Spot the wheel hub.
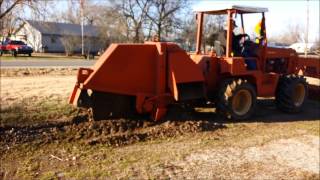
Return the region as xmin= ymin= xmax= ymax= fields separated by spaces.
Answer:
xmin=232 ymin=89 xmax=252 ymax=116
xmin=293 ymin=83 xmax=305 ymax=107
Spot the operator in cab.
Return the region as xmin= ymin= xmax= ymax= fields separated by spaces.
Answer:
xmin=217 ymin=19 xmax=245 ymax=57
xmin=216 ymin=19 xmax=258 ymax=70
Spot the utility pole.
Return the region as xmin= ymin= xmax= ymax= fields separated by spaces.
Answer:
xmin=305 ymin=0 xmax=309 ymax=57
xmin=80 ymin=0 xmax=84 ymax=56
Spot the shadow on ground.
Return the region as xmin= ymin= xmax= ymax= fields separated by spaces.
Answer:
xmin=165 ymin=99 xmax=320 ymax=123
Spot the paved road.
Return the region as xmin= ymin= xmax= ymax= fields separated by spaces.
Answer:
xmin=0 ymin=59 xmax=96 ymax=68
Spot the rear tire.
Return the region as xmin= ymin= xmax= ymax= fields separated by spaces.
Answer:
xmin=275 ymin=75 xmax=308 ymax=113
xmin=216 ymin=79 xmax=257 ymax=120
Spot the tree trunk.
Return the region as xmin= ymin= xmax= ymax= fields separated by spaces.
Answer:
xmin=146 ymin=21 xmax=153 ymax=41
xmin=157 ymin=23 xmax=161 ymax=41
xmin=134 ymin=28 xmax=140 ymax=43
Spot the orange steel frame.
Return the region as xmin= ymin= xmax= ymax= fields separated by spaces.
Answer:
xmin=69 ymin=8 xmax=320 ymax=121
xmin=194 ymin=10 xmax=280 ymax=96
xmin=193 ymin=9 xmax=319 ymax=98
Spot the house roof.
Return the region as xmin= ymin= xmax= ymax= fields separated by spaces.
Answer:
xmin=25 ymin=20 xmax=99 ymax=37
xmin=195 ymin=5 xmax=268 ymax=14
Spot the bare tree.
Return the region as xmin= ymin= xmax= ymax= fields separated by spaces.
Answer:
xmin=145 ymin=0 xmax=187 ymax=41
xmin=269 ymin=23 xmax=304 ymax=44
xmin=281 ymin=24 xmax=304 ymax=44
xmin=49 ymin=0 xmax=94 ymax=24
xmin=61 ymin=35 xmax=80 ymax=56
xmin=0 ymin=0 xmax=23 ymax=19
xmin=49 ymin=0 xmax=80 ymax=24
xmin=1 ymin=1 xmax=25 ymax=40
xmin=0 ymin=0 xmax=50 ymax=41
xmin=95 ymin=6 xmax=128 ymax=45
xmin=0 ymin=0 xmax=45 ymax=19
xmin=203 ymin=15 xmax=226 ymax=50
xmin=75 ymin=3 xmax=129 ymax=48
xmin=115 ymin=0 xmax=151 ymax=42
xmin=178 ymin=16 xmax=197 ymax=51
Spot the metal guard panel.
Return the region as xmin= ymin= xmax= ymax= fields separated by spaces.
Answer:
xmin=220 ymin=57 xmax=247 ymax=74
xmin=168 ymin=49 xmax=204 ymax=83
xmin=83 ymin=44 xmax=159 ymax=96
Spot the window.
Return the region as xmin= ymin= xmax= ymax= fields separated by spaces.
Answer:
xmin=51 ymin=36 xmax=56 ymax=43
xmin=10 ymin=41 xmax=26 ymax=45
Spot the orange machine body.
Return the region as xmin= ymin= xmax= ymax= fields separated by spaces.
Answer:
xmin=69 ymin=41 xmax=319 ymax=120
xmin=69 ymin=42 xmax=205 ymax=120
xmin=69 ymin=6 xmax=319 ymax=121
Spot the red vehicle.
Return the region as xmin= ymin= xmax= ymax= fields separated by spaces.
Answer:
xmin=0 ymin=40 xmax=33 ymax=57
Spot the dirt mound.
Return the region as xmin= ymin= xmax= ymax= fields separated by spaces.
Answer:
xmin=80 ymin=119 xmax=223 ymax=146
xmin=0 ymin=114 xmax=225 ymax=150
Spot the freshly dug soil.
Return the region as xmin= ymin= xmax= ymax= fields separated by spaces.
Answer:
xmin=0 ymin=111 xmax=224 ymax=150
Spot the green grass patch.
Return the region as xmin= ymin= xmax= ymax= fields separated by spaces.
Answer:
xmin=0 ymin=97 xmax=77 ymax=127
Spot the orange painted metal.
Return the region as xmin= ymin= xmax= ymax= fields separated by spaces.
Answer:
xmin=68 ymin=85 xmax=80 ymax=105
xmin=296 ymin=56 xmax=320 ymax=97
xmin=70 ymin=6 xmax=319 ymax=121
xmin=265 ymin=47 xmax=297 ymax=73
xmin=83 ymin=44 xmax=158 ymax=96
xmin=189 ymin=54 xmax=219 ymax=96
xmin=296 ymin=56 xmax=320 ymax=79
xmin=69 ymin=42 xmax=204 ymax=120
xmin=226 ymin=10 xmax=233 ymax=58
xmin=195 ymin=12 xmax=204 ymax=54
xmin=68 ymin=67 xmax=93 ymax=105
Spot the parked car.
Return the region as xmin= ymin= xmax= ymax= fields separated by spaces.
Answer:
xmin=268 ymin=42 xmax=290 ymax=49
xmin=289 ymin=43 xmax=315 ymax=54
xmin=0 ymin=40 xmax=33 ymax=57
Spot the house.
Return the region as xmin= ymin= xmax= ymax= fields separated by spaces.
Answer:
xmin=289 ymin=43 xmax=317 ymax=54
xmin=15 ymin=20 xmax=103 ymax=53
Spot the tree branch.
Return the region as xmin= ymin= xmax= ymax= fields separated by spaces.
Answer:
xmin=0 ymin=0 xmax=23 ymax=19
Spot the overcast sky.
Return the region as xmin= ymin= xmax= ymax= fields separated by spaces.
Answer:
xmin=193 ymin=0 xmax=320 ymax=42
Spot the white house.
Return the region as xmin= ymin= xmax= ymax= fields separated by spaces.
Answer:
xmin=15 ymin=20 xmax=103 ymax=53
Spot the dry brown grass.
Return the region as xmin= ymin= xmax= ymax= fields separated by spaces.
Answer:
xmin=0 ymin=68 xmax=78 ymax=77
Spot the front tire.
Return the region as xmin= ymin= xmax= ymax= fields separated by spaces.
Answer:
xmin=12 ymin=51 xmax=17 ymax=57
xmin=275 ymin=75 xmax=308 ymax=113
xmin=217 ymin=79 xmax=257 ymax=120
